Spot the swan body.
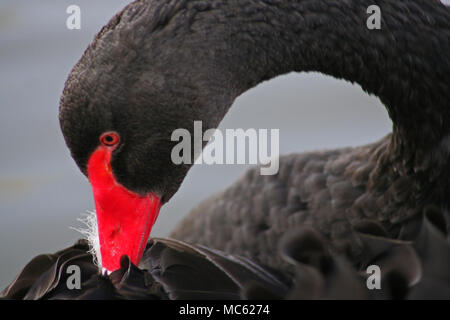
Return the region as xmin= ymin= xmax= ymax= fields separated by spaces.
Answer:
xmin=2 ymin=0 xmax=450 ymax=299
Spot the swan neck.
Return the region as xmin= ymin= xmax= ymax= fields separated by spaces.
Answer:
xmin=215 ymin=0 xmax=449 ymax=164
xmin=208 ymin=0 xmax=449 ymax=205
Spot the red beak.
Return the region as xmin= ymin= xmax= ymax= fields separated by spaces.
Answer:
xmin=87 ymin=146 xmax=161 ymax=271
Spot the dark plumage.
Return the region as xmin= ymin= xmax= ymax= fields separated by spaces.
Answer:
xmin=2 ymin=207 xmax=449 ymax=299
xmin=3 ymin=0 xmax=450 ymax=299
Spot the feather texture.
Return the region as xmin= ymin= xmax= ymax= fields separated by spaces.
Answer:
xmin=1 ymin=207 xmax=448 ymax=300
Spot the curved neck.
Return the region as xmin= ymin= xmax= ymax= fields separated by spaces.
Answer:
xmin=101 ymin=0 xmax=449 ymax=207
xmin=181 ymin=0 xmax=449 ymax=203
xmin=217 ymin=0 xmax=449 ymax=137
xmin=139 ymin=0 xmax=449 ymax=154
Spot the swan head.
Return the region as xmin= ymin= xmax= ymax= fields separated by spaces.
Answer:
xmin=59 ymin=2 xmax=225 ymax=272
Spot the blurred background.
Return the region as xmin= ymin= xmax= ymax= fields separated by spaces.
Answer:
xmin=0 ymin=0 xmax=394 ymax=289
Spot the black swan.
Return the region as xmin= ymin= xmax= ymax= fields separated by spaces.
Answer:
xmin=1 ymin=0 xmax=450 ymax=300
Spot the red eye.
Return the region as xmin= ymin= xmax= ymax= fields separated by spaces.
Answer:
xmin=100 ymin=132 xmax=120 ymax=147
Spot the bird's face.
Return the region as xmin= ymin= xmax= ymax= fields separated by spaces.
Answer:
xmin=84 ymin=130 xmax=161 ymax=272
xmin=58 ymin=2 xmax=232 ymax=271
xmin=59 ymin=58 xmax=199 ymax=271
xmin=59 ymin=94 xmax=198 ymax=271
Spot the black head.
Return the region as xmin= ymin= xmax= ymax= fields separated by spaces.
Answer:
xmin=59 ymin=1 xmax=234 ymax=203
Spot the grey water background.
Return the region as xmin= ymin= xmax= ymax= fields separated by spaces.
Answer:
xmin=0 ymin=0 xmax=394 ymax=289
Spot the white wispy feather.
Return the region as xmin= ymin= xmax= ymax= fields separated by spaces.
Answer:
xmin=71 ymin=211 xmax=102 ymax=269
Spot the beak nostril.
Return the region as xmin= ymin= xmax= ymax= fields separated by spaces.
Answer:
xmin=109 ymin=225 xmax=121 ymax=240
